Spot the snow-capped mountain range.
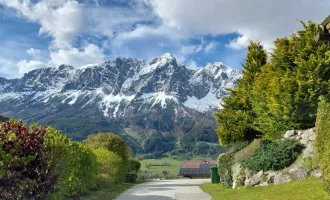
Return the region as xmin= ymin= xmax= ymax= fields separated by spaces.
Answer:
xmin=0 ymin=53 xmax=240 ymax=154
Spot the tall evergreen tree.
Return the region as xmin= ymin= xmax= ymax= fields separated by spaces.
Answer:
xmin=252 ymin=21 xmax=330 ymax=138
xmin=215 ymin=41 xmax=267 ymax=146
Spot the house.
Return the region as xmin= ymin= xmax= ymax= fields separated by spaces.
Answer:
xmin=315 ymin=15 xmax=330 ymax=42
xmin=178 ymin=160 xmax=217 ymax=178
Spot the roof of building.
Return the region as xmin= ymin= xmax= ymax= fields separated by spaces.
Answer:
xmin=178 ymin=160 xmax=217 ymax=176
xmin=179 ymin=167 xmax=212 ymax=175
xmin=321 ymin=15 xmax=330 ymax=27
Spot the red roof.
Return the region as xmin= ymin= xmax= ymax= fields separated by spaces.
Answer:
xmin=180 ymin=160 xmax=216 ymax=168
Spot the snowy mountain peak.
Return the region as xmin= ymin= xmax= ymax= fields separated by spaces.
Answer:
xmin=0 ymin=53 xmax=240 ymax=154
xmin=149 ymin=53 xmax=177 ymax=67
xmin=58 ymin=64 xmax=74 ymax=71
xmin=161 ymin=53 xmax=175 ymax=59
xmin=0 ymin=54 xmax=240 ymax=118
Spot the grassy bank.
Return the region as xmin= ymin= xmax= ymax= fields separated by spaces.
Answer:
xmin=200 ymin=178 xmax=328 ymax=200
xmin=81 ymin=180 xmax=147 ymax=200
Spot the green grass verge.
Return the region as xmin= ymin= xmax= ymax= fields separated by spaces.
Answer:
xmin=200 ymin=178 xmax=328 ymax=200
xmin=80 ymin=180 xmax=147 ymax=200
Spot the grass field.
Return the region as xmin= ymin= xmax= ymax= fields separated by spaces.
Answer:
xmin=200 ymin=178 xmax=328 ymax=200
xmin=139 ymin=156 xmax=212 ymax=174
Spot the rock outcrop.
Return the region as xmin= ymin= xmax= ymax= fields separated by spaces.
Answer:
xmin=284 ymin=128 xmax=316 ymax=158
xmin=241 ymin=127 xmax=321 ymax=188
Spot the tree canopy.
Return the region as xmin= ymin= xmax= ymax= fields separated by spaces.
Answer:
xmin=84 ymin=132 xmax=131 ymax=162
xmin=215 ymin=21 xmax=330 ymax=146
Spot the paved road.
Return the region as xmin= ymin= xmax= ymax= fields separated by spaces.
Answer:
xmin=116 ymin=179 xmax=212 ymax=200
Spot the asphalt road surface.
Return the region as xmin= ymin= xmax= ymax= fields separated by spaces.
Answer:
xmin=116 ymin=179 xmax=212 ymax=200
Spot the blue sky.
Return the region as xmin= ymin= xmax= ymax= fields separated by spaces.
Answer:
xmin=0 ymin=0 xmax=329 ymax=79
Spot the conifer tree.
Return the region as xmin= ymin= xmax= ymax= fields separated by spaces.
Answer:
xmin=252 ymin=21 xmax=330 ymax=138
xmin=215 ymin=41 xmax=267 ymax=146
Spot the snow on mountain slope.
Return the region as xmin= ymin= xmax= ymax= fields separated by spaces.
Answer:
xmin=0 ymin=53 xmax=241 ymax=154
xmin=0 ymin=53 xmax=240 ymax=117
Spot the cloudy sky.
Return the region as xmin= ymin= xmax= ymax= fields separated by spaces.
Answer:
xmin=0 ymin=0 xmax=329 ymax=78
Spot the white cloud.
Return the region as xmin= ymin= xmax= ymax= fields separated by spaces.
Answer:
xmin=27 ymin=48 xmax=41 ymax=57
xmin=226 ymin=35 xmax=249 ymax=50
xmin=1 ymin=0 xmax=329 ymax=78
xmin=0 ymin=58 xmax=18 ymax=78
xmin=0 ymin=0 xmax=84 ymax=49
xmin=49 ymin=44 xmax=105 ymax=67
xmin=17 ymin=60 xmax=48 ymax=75
xmin=204 ymin=41 xmax=219 ymax=53
xmin=184 ymin=59 xmax=200 ymax=70
xmin=147 ymin=0 xmax=330 ymax=50
xmin=181 ymin=44 xmax=203 ymax=55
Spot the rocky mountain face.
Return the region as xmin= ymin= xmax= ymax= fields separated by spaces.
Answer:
xmin=0 ymin=53 xmax=240 ymax=155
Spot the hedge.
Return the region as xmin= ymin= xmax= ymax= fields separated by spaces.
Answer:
xmin=0 ymin=120 xmax=98 ymax=199
xmin=217 ymin=141 xmax=250 ymax=187
xmin=315 ymin=100 xmax=330 ymax=195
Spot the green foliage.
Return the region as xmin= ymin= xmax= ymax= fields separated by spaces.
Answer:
xmin=0 ymin=120 xmax=99 ymax=199
xmin=217 ymin=141 xmax=249 ymax=187
xmin=217 ymin=152 xmax=235 ymax=187
xmin=215 ymin=41 xmax=266 ymax=146
xmin=232 ymin=163 xmax=246 ymax=187
xmin=315 ymin=100 xmax=330 ymax=194
xmin=93 ymin=148 xmax=125 ymax=184
xmin=127 ymin=158 xmax=141 ymax=174
xmin=84 ymin=132 xmax=131 ymax=162
xmin=251 ymin=21 xmax=330 ymax=137
xmin=143 ymin=133 xmax=175 ymax=155
xmin=0 ymin=120 xmax=53 ymax=199
xmin=243 ymin=139 xmax=304 ymax=173
xmin=125 ymin=172 xmax=138 ymax=183
xmin=216 ymin=21 xmax=330 ymax=146
xmin=45 ymin=126 xmax=98 ymax=199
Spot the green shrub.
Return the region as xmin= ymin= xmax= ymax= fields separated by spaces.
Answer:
xmin=125 ymin=158 xmax=141 ymax=183
xmin=0 ymin=121 xmax=98 ymax=199
xmin=217 ymin=141 xmax=249 ymax=188
xmin=218 ymin=152 xmax=235 ymax=187
xmin=45 ymin=126 xmax=98 ymax=199
xmin=84 ymin=133 xmax=131 ymax=162
xmin=315 ymin=100 xmax=330 ymax=194
xmin=244 ymin=139 xmax=304 ymax=173
xmin=0 ymin=120 xmax=54 ymax=199
xmin=125 ymin=172 xmax=138 ymax=183
xmin=93 ymin=148 xmax=125 ymax=184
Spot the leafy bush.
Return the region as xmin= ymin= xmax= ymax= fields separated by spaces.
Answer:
xmin=84 ymin=133 xmax=131 ymax=162
xmin=0 ymin=120 xmax=54 ymax=199
xmin=44 ymin=126 xmax=98 ymax=199
xmin=218 ymin=152 xmax=235 ymax=187
xmin=244 ymin=139 xmax=304 ymax=173
xmin=93 ymin=148 xmax=125 ymax=184
xmin=315 ymin=100 xmax=330 ymax=194
xmin=125 ymin=172 xmax=138 ymax=183
xmin=217 ymin=141 xmax=249 ymax=187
